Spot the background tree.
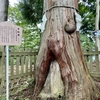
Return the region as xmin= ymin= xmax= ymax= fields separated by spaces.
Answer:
xmin=0 ymin=0 xmax=8 ymax=21
xmin=79 ymin=0 xmax=96 ymax=49
xmin=79 ymin=0 xmax=96 ymax=33
xmin=0 ymin=0 xmax=8 ymax=95
xmin=8 ymin=5 xmax=41 ymax=50
xmin=18 ymin=0 xmax=43 ymax=25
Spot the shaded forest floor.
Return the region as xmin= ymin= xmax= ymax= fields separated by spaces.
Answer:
xmin=1 ymin=78 xmax=34 ymax=100
xmin=10 ymin=78 xmax=34 ymax=100
xmin=2 ymin=78 xmax=65 ymax=100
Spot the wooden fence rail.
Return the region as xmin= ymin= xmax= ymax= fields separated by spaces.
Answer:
xmin=3 ymin=47 xmax=37 ymax=79
xmin=83 ymin=47 xmax=100 ymax=78
xmin=0 ymin=47 xmax=38 ymax=97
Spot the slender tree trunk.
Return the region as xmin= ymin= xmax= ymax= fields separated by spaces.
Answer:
xmin=33 ymin=0 xmax=100 ymax=100
xmin=0 ymin=0 xmax=8 ymax=22
xmin=0 ymin=0 xmax=8 ymax=95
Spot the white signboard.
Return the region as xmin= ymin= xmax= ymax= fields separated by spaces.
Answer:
xmin=0 ymin=21 xmax=22 ymax=45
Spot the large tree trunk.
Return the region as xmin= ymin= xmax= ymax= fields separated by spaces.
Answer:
xmin=33 ymin=0 xmax=100 ymax=100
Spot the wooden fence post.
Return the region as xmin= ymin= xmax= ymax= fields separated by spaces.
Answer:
xmin=33 ymin=50 xmax=37 ymax=82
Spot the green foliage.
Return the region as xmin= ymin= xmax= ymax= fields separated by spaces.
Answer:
xmin=80 ymin=34 xmax=95 ymax=49
xmin=18 ymin=0 xmax=43 ymax=24
xmin=79 ymin=0 xmax=96 ymax=33
xmin=1 ymin=97 xmax=6 ymax=100
xmin=21 ymin=24 xmax=41 ymax=49
xmin=78 ymin=0 xmax=97 ymax=48
xmin=8 ymin=5 xmax=41 ymax=50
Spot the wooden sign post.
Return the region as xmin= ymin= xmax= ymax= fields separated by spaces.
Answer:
xmin=0 ymin=21 xmax=22 ymax=100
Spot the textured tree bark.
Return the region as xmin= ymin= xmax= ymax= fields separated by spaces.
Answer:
xmin=33 ymin=0 xmax=100 ymax=100
xmin=0 ymin=0 xmax=8 ymax=21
